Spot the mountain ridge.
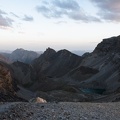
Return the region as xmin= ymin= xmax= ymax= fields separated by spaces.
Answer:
xmin=1 ymin=35 xmax=120 ymax=102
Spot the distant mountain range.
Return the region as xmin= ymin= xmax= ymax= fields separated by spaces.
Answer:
xmin=0 ymin=48 xmax=41 ymax=64
xmin=0 ymin=50 xmax=12 ymax=53
xmin=0 ymin=35 xmax=120 ymax=102
xmin=0 ymin=49 xmax=88 ymax=63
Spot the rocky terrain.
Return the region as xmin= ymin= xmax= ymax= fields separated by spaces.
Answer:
xmin=0 ymin=102 xmax=120 ymax=120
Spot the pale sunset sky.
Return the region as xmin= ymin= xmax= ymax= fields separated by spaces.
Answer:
xmin=0 ymin=0 xmax=120 ymax=51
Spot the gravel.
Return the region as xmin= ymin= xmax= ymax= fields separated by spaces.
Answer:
xmin=0 ymin=102 xmax=120 ymax=120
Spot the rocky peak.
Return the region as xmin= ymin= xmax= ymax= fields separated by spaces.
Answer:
xmin=93 ymin=35 xmax=120 ymax=55
xmin=43 ymin=47 xmax=56 ymax=58
xmin=15 ymin=48 xmax=24 ymax=51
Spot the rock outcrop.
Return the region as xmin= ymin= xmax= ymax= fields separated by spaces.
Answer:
xmin=0 ymin=62 xmax=25 ymax=102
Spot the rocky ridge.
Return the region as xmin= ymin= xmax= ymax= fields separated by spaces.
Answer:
xmin=1 ymin=35 xmax=120 ymax=102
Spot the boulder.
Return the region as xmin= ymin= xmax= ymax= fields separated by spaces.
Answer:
xmin=29 ymin=97 xmax=47 ymax=103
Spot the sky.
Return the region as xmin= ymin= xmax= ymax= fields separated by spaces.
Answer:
xmin=0 ymin=0 xmax=120 ymax=52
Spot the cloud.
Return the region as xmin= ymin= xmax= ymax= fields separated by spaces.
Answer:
xmin=18 ymin=31 xmax=25 ymax=34
xmin=10 ymin=12 xmax=19 ymax=18
xmin=0 ymin=9 xmax=14 ymax=29
xmin=53 ymin=0 xmax=80 ymax=11
xmin=0 ymin=9 xmax=7 ymax=15
xmin=23 ymin=15 xmax=34 ymax=21
xmin=68 ymin=11 xmax=101 ymax=22
xmin=91 ymin=0 xmax=120 ymax=22
xmin=36 ymin=5 xmax=67 ymax=18
xmin=36 ymin=0 xmax=100 ymax=22
xmin=55 ymin=21 xmax=67 ymax=24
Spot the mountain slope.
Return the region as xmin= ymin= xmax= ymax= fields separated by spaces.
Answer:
xmin=79 ymin=35 xmax=120 ymax=93
xmin=11 ymin=61 xmax=37 ymax=87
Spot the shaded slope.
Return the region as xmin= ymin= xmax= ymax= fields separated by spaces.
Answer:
xmin=11 ymin=61 xmax=37 ymax=87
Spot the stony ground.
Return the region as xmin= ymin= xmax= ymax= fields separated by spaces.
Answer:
xmin=0 ymin=102 xmax=120 ymax=120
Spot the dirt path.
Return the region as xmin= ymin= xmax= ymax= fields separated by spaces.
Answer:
xmin=0 ymin=102 xmax=120 ymax=120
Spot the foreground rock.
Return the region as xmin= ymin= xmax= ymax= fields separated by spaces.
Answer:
xmin=0 ymin=102 xmax=120 ymax=120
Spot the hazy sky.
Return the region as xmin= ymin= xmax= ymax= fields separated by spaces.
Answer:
xmin=0 ymin=0 xmax=120 ymax=51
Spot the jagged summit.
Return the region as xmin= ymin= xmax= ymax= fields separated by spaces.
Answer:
xmin=15 ymin=48 xmax=24 ymax=51
xmin=43 ymin=47 xmax=56 ymax=58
